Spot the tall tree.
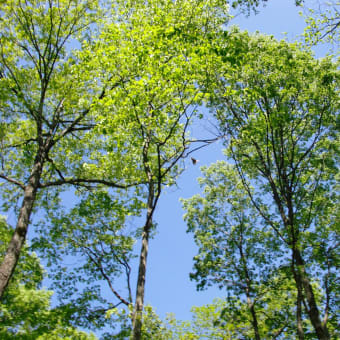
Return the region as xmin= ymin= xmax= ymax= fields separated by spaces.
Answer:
xmin=207 ymin=29 xmax=339 ymax=339
xmin=0 ymin=0 xmax=134 ymax=300
xmin=76 ymin=2 xmax=229 ymax=338
xmin=182 ymin=162 xmax=299 ymax=339
xmin=29 ymin=0 xmax=229 ymax=338
xmin=0 ymin=0 xmax=94 ymax=298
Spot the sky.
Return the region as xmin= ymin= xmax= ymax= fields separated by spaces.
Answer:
xmin=0 ymin=0 xmax=331 ymax=334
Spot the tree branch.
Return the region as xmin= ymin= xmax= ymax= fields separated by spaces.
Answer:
xmin=0 ymin=174 xmax=25 ymax=190
xmin=38 ymin=177 xmax=141 ymax=189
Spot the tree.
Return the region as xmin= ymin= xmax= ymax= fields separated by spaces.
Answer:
xmin=0 ymin=216 xmax=97 ymax=339
xmin=28 ymin=0 xmax=229 ymax=338
xmin=182 ymin=162 xmax=300 ymax=339
xmin=206 ymin=29 xmax=339 ymax=339
xmin=0 ymin=0 xmax=133 ymax=299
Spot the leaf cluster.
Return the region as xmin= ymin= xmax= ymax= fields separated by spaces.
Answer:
xmin=0 ymin=216 xmax=97 ymax=339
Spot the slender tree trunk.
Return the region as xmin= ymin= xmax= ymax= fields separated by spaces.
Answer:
xmin=238 ymin=231 xmax=261 ymax=340
xmin=294 ymin=249 xmax=330 ymax=340
xmin=0 ymin=154 xmax=43 ymax=300
xmin=271 ymin=183 xmax=329 ymax=340
xmin=297 ymin=284 xmax=305 ymax=340
xmin=292 ymin=249 xmax=305 ymax=340
xmin=247 ymin=296 xmax=261 ymax=340
xmin=131 ymin=182 xmax=154 ymax=340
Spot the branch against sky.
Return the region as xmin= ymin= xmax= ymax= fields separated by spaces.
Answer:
xmin=302 ymin=0 xmax=340 ymax=50
xmin=229 ymin=0 xmax=304 ymax=15
xmin=31 ymin=188 xmax=140 ymax=335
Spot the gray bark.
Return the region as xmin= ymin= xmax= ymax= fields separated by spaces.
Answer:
xmin=0 ymin=153 xmax=43 ymax=300
xmin=131 ymin=181 xmax=154 ymax=340
xmin=294 ymin=249 xmax=330 ymax=340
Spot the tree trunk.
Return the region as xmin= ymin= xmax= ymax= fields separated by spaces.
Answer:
xmin=292 ymin=249 xmax=305 ymax=340
xmin=0 ymin=155 xmax=43 ymax=300
xmin=248 ymin=297 xmax=261 ymax=340
xmin=131 ymin=182 xmax=154 ymax=340
xmin=270 ymin=180 xmax=329 ymax=339
xmin=238 ymin=226 xmax=261 ymax=340
xmin=296 ymin=284 xmax=304 ymax=340
xmin=294 ymin=249 xmax=330 ymax=340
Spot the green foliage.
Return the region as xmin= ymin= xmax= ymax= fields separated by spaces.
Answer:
xmin=182 ymin=162 xmax=279 ymax=290
xmin=182 ymin=162 xmax=299 ymax=338
xmin=32 ymin=188 xmax=140 ymax=332
xmin=117 ymin=298 xmax=297 ymax=339
xmin=29 ymin=1 xmax=230 ymax=336
xmin=0 ymin=0 xmax=108 ymax=212
xmin=80 ymin=0 xmax=229 ymax=188
xmin=109 ymin=302 xmax=229 ymax=340
xmin=0 ymin=217 xmax=97 ymax=340
xmin=1 ymin=0 xmax=338 ymax=338
xmin=209 ymin=28 xmax=339 ymax=250
xmin=302 ymin=0 xmax=340 ymax=51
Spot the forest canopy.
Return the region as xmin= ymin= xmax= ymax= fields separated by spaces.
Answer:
xmin=0 ymin=0 xmax=338 ymax=339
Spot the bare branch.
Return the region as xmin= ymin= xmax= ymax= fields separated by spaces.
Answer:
xmin=83 ymin=245 xmax=130 ymax=306
xmin=39 ymin=177 xmax=141 ymax=189
xmin=0 ymin=174 xmax=25 ymax=190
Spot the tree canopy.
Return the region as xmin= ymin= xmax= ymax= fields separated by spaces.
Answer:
xmin=0 ymin=1 xmax=338 ymax=340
